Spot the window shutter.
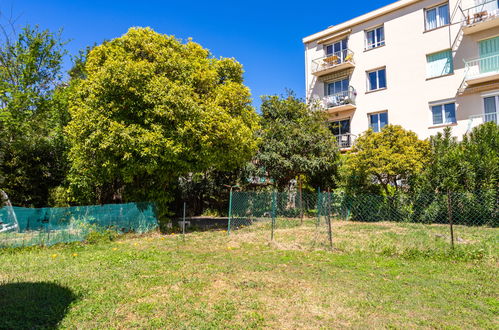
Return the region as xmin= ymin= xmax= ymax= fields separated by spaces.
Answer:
xmin=427 ymin=50 xmax=453 ymax=78
xmin=479 ymin=36 xmax=499 ymax=74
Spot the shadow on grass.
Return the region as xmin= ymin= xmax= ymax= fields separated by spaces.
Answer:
xmin=0 ymin=282 xmax=77 ymax=329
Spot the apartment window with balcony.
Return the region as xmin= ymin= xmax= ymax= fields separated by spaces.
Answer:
xmin=326 ymin=78 xmax=349 ymax=96
xmin=425 ymin=3 xmax=450 ymax=31
xmin=426 ymin=50 xmax=453 ymax=78
xmin=369 ymin=111 xmax=388 ymax=132
xmin=325 ymin=38 xmax=348 ymax=60
xmin=325 ymin=78 xmax=354 ymax=108
xmin=367 ymin=68 xmax=386 ymax=91
xmin=431 ymin=102 xmax=456 ymax=125
xmin=330 ymin=119 xmax=353 ymax=148
xmin=365 ymin=26 xmax=385 ymax=50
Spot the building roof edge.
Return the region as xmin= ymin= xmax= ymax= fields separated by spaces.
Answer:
xmin=302 ymin=0 xmax=423 ymax=44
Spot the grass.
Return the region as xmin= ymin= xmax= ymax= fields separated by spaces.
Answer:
xmin=0 ymin=221 xmax=497 ymax=329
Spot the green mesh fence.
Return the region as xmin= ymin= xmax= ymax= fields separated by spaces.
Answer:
xmin=228 ymin=190 xmax=498 ymax=250
xmin=0 ymin=202 xmax=158 ymax=248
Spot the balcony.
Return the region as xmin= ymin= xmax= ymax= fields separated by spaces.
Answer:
xmin=462 ymin=0 xmax=499 ymax=35
xmin=335 ymin=133 xmax=356 ymax=150
xmin=467 ymin=112 xmax=498 ymax=132
xmin=311 ymin=50 xmax=355 ymax=76
xmin=323 ymin=87 xmax=357 ymax=113
xmin=464 ymin=54 xmax=499 ymax=85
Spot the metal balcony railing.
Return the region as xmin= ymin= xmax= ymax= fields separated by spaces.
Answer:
xmin=464 ymin=53 xmax=499 ymax=80
xmin=324 ymin=86 xmax=357 ymax=109
xmin=312 ymin=49 xmax=354 ymax=74
xmin=467 ymin=112 xmax=498 ymax=131
xmin=462 ymin=0 xmax=499 ymax=27
xmin=335 ymin=133 xmax=356 ymax=149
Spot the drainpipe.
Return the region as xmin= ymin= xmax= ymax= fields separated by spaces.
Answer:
xmin=304 ymin=43 xmax=309 ymax=104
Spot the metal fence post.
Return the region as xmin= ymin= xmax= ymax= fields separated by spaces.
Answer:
xmin=299 ymin=177 xmax=304 ymax=225
xmin=447 ymin=190 xmax=455 ymax=249
xmin=182 ymin=202 xmax=186 ymax=241
xmin=271 ymin=191 xmax=277 ymax=241
xmin=326 ymin=192 xmax=333 ymax=250
xmin=227 ymin=188 xmax=233 ymax=236
xmin=317 ymin=188 xmax=321 ymax=226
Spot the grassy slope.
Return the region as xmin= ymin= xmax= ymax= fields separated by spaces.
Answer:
xmin=0 ymin=222 xmax=497 ymax=329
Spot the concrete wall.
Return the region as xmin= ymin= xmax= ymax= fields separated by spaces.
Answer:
xmin=304 ymin=0 xmax=499 ymax=140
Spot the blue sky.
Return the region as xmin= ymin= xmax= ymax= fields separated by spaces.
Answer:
xmin=7 ymin=0 xmax=393 ymax=107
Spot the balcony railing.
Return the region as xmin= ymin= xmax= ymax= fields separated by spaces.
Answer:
xmin=462 ymin=0 xmax=499 ymax=27
xmin=312 ymin=49 xmax=355 ymax=75
xmin=467 ymin=112 xmax=498 ymax=131
xmin=324 ymin=86 xmax=357 ymax=109
xmin=335 ymin=133 xmax=356 ymax=149
xmin=464 ymin=53 xmax=499 ymax=82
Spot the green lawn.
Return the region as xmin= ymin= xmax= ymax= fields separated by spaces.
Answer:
xmin=0 ymin=221 xmax=497 ymax=329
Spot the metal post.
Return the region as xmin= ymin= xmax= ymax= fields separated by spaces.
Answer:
xmin=271 ymin=191 xmax=277 ymax=241
xmin=227 ymin=187 xmax=233 ymax=236
xmin=182 ymin=202 xmax=186 ymax=240
xmin=299 ymin=176 xmax=304 ymax=225
xmin=447 ymin=190 xmax=455 ymax=249
xmin=326 ymin=191 xmax=333 ymax=250
xmin=317 ymin=188 xmax=321 ymax=226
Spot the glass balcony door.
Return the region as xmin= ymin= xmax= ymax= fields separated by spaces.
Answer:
xmin=330 ymin=119 xmax=352 ymax=148
xmin=330 ymin=119 xmax=350 ymax=136
xmin=326 ymin=79 xmax=349 ymax=96
xmin=473 ymin=0 xmax=499 ymax=14
xmin=325 ymin=39 xmax=348 ymax=63
xmin=325 ymin=79 xmax=351 ymax=108
xmin=483 ymin=96 xmax=499 ymax=123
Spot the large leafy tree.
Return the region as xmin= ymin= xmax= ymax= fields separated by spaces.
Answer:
xmin=346 ymin=125 xmax=429 ymax=195
xmin=0 ymin=24 xmax=68 ymax=206
xmin=256 ymin=92 xmax=339 ymax=190
xmin=66 ymin=27 xmax=260 ymax=207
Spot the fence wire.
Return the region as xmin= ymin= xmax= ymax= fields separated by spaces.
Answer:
xmin=0 ymin=202 xmax=158 ymax=248
xmin=228 ymin=190 xmax=498 ymax=250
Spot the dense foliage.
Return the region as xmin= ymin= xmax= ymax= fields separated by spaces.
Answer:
xmin=344 ymin=125 xmax=430 ymax=195
xmin=340 ymin=124 xmax=498 ymax=225
xmin=66 ymin=28 xmax=260 ymax=208
xmin=256 ymin=92 xmax=339 ymax=190
xmin=0 ymin=21 xmax=496 ymax=227
xmin=0 ymin=25 xmax=69 ymax=206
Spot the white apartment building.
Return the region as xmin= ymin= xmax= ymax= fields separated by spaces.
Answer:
xmin=303 ymin=0 xmax=499 ymax=149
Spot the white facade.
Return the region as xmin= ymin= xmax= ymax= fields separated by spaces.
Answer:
xmin=303 ymin=0 xmax=499 ymax=148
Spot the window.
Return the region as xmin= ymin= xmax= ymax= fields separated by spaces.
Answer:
xmin=431 ymin=102 xmax=456 ymax=125
xmin=425 ymin=3 xmax=449 ymax=30
xmin=325 ymin=39 xmax=348 ymax=62
xmin=330 ymin=119 xmax=350 ymax=136
xmin=330 ymin=119 xmax=353 ymax=148
xmin=483 ymin=96 xmax=499 ymax=123
xmin=479 ymin=36 xmax=499 ymax=74
xmin=369 ymin=112 xmax=388 ymax=132
xmin=326 ymin=78 xmax=349 ymax=96
xmin=365 ymin=26 xmax=385 ymax=50
xmin=426 ymin=50 xmax=453 ymax=78
xmin=367 ymin=68 xmax=387 ymax=91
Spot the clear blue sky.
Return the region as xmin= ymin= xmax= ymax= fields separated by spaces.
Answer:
xmin=7 ymin=0 xmax=393 ymax=108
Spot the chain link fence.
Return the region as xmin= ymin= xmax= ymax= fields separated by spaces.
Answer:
xmin=227 ymin=190 xmax=498 ymax=250
xmin=0 ymin=202 xmax=158 ymax=248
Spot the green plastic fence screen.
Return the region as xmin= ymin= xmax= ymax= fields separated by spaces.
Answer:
xmin=0 ymin=202 xmax=158 ymax=248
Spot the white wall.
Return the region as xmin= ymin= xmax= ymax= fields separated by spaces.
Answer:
xmin=304 ymin=0 xmax=499 ymax=140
